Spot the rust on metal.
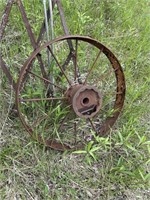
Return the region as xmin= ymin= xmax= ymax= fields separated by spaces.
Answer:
xmin=1 ymin=1 xmax=126 ymax=151
xmin=72 ymin=86 xmax=102 ymax=118
xmin=0 ymin=56 xmax=17 ymax=90
xmin=65 ymin=84 xmax=102 ymax=118
xmin=16 ymin=0 xmax=47 ymax=79
xmin=0 ymin=0 xmax=62 ymax=90
xmin=56 ymin=0 xmax=74 ymax=51
xmin=16 ymin=35 xmax=126 ymax=151
xmin=0 ymin=0 xmax=16 ymax=90
xmin=19 ymin=97 xmax=66 ymax=102
xmin=0 ymin=0 xmax=15 ymax=41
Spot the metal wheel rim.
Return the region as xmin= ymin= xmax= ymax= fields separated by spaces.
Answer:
xmin=16 ymin=35 xmax=126 ymax=151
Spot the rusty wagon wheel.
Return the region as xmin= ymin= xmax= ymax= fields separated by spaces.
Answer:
xmin=16 ymin=35 xmax=125 ymax=151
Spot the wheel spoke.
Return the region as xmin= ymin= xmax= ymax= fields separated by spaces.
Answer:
xmin=19 ymin=97 xmax=66 ymax=102
xmin=87 ymin=118 xmax=97 ymax=133
xmin=26 ymin=70 xmax=65 ymax=91
xmin=62 ymin=51 xmax=72 ymax=71
xmin=84 ymin=49 xmax=103 ymax=84
xmin=16 ymin=36 xmax=125 ymax=151
xmin=47 ymin=45 xmax=71 ymax=85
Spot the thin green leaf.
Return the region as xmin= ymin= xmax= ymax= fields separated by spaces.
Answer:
xmin=89 ymin=151 xmax=97 ymax=161
xmin=73 ymin=150 xmax=87 ymax=154
xmin=90 ymin=146 xmax=101 ymax=153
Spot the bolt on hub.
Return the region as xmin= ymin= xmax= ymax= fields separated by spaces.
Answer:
xmin=16 ymin=35 xmax=126 ymax=151
xmin=65 ymin=84 xmax=102 ymax=118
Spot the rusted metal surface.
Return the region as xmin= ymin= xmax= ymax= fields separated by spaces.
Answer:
xmin=0 ymin=54 xmax=17 ymax=90
xmin=16 ymin=0 xmax=47 ymax=79
xmin=0 ymin=0 xmax=16 ymax=90
xmin=0 ymin=0 xmax=14 ymax=41
xmin=56 ymin=0 xmax=74 ymax=51
xmin=65 ymin=85 xmax=102 ymax=118
xmin=16 ymin=35 xmax=126 ymax=151
xmin=0 ymin=0 xmax=71 ymax=90
xmin=1 ymin=1 xmax=126 ymax=151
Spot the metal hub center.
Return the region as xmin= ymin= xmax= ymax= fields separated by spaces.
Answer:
xmin=65 ymin=84 xmax=102 ymax=118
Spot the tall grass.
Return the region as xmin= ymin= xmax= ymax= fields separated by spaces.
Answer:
xmin=0 ymin=0 xmax=150 ymax=199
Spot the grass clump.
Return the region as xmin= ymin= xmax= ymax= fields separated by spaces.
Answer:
xmin=0 ymin=0 xmax=150 ymax=199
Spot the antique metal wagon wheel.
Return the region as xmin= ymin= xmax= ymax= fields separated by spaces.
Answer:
xmin=16 ymin=35 xmax=125 ymax=151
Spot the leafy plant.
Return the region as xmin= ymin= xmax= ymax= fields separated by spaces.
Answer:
xmin=0 ymin=0 xmax=150 ymax=199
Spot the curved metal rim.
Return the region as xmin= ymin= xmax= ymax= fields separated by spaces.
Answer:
xmin=16 ymin=35 xmax=126 ymax=151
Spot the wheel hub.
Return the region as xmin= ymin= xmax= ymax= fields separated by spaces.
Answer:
xmin=65 ymin=84 xmax=102 ymax=118
xmin=16 ymin=35 xmax=126 ymax=151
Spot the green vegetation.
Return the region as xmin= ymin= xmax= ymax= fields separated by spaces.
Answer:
xmin=0 ymin=0 xmax=150 ymax=199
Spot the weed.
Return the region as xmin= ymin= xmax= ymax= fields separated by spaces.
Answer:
xmin=0 ymin=0 xmax=150 ymax=199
